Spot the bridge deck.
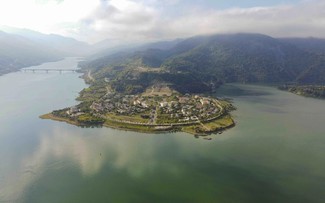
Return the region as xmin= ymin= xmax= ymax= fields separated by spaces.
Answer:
xmin=22 ymin=69 xmax=78 ymax=72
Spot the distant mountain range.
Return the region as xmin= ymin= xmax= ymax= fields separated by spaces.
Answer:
xmin=1 ymin=28 xmax=325 ymax=88
xmin=80 ymin=33 xmax=325 ymax=94
xmin=0 ymin=27 xmax=90 ymax=75
xmin=1 ymin=26 xmax=91 ymax=56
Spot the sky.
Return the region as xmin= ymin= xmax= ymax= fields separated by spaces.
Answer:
xmin=0 ymin=0 xmax=324 ymax=44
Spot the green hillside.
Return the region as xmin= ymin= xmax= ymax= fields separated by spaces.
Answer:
xmin=79 ymin=33 xmax=325 ymax=94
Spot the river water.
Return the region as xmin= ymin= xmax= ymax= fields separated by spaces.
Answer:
xmin=0 ymin=58 xmax=324 ymax=203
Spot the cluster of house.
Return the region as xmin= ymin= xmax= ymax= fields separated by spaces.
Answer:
xmin=158 ymin=95 xmax=220 ymax=121
xmin=90 ymin=94 xmax=149 ymax=115
xmin=66 ymin=106 xmax=84 ymax=117
xmin=84 ymin=93 xmax=221 ymax=123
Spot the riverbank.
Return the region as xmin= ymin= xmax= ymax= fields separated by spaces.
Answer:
xmin=40 ymin=112 xmax=235 ymax=136
xmin=278 ymin=84 xmax=325 ymax=99
xmin=40 ymin=113 xmax=81 ymax=126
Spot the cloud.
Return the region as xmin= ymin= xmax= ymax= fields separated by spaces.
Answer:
xmin=69 ymin=0 xmax=325 ymax=44
xmin=0 ymin=0 xmax=100 ymax=36
xmin=78 ymin=0 xmax=158 ymax=43
xmin=155 ymin=0 xmax=325 ymax=39
xmin=1 ymin=0 xmax=325 ymax=44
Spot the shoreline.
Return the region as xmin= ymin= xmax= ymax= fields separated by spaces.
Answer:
xmin=40 ymin=113 xmax=235 ymax=136
xmin=40 ymin=113 xmax=82 ymax=126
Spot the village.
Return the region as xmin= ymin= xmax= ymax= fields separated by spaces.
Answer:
xmin=66 ymin=92 xmax=224 ymax=126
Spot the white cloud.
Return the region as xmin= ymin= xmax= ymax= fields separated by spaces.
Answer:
xmin=74 ymin=0 xmax=325 ymax=44
xmin=0 ymin=0 xmax=100 ymax=34
xmin=1 ymin=0 xmax=325 ymax=44
xmin=78 ymin=0 xmax=159 ymax=43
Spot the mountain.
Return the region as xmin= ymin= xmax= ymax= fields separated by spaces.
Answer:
xmin=0 ymin=31 xmax=64 ymax=75
xmin=0 ymin=27 xmax=93 ymax=75
xmin=163 ymin=34 xmax=324 ymax=83
xmin=1 ymin=26 xmax=90 ymax=56
xmin=79 ymin=33 xmax=325 ymax=94
xmin=280 ymin=37 xmax=325 ymax=54
xmin=89 ymin=38 xmax=183 ymax=60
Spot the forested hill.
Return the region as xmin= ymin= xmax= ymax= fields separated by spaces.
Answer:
xmin=163 ymin=33 xmax=324 ymax=83
xmin=280 ymin=37 xmax=325 ymax=54
xmin=79 ymin=33 xmax=325 ymax=94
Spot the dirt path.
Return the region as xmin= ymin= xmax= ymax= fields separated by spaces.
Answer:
xmin=87 ymin=70 xmax=94 ymax=82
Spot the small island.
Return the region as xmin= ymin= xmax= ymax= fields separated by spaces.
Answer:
xmin=42 ymin=82 xmax=235 ymax=136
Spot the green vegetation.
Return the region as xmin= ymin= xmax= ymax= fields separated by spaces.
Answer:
xmin=76 ymin=114 xmax=105 ymax=125
xmin=42 ymin=90 xmax=236 ymax=136
xmin=50 ymin=33 xmax=325 ymax=135
xmin=181 ymin=115 xmax=234 ymax=135
xmin=79 ymin=33 xmax=325 ymax=90
xmin=49 ymin=33 xmax=325 ymax=135
xmin=201 ymin=115 xmax=235 ymax=130
xmin=106 ymin=113 xmax=149 ymax=124
xmin=279 ymin=84 xmax=325 ymax=98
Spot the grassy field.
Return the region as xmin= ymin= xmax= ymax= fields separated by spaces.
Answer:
xmin=181 ymin=115 xmax=235 ymax=135
xmin=202 ymin=115 xmax=235 ymax=131
xmin=104 ymin=119 xmax=157 ymax=133
xmin=106 ymin=113 xmax=149 ymax=123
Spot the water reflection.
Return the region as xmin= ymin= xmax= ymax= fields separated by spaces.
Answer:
xmin=1 ymin=62 xmax=325 ymax=203
xmin=0 ymin=120 xmax=235 ymax=202
xmin=215 ymin=84 xmax=273 ymax=97
xmin=11 ymin=120 xmax=323 ymax=203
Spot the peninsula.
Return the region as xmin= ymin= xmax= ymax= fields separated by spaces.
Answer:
xmin=41 ymin=83 xmax=235 ymax=135
xmin=40 ymin=32 xmax=325 ymax=135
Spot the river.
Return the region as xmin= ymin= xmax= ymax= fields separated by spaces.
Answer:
xmin=0 ymin=58 xmax=324 ymax=203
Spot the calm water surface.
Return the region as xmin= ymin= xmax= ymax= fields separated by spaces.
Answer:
xmin=0 ymin=58 xmax=324 ymax=203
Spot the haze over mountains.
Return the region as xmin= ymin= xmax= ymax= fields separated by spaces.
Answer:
xmin=1 ymin=26 xmax=325 ymax=88
xmin=0 ymin=27 xmax=91 ymax=75
xmin=0 ymin=26 xmax=178 ymax=75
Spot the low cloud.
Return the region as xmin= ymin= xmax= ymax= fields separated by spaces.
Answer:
xmin=78 ymin=0 xmax=158 ymax=43
xmin=75 ymin=0 xmax=325 ymax=44
xmin=2 ymin=0 xmax=324 ymax=44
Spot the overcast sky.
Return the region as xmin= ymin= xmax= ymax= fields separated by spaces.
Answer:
xmin=0 ymin=0 xmax=324 ymax=44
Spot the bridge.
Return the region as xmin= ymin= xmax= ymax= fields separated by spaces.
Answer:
xmin=21 ymin=69 xmax=78 ymax=73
